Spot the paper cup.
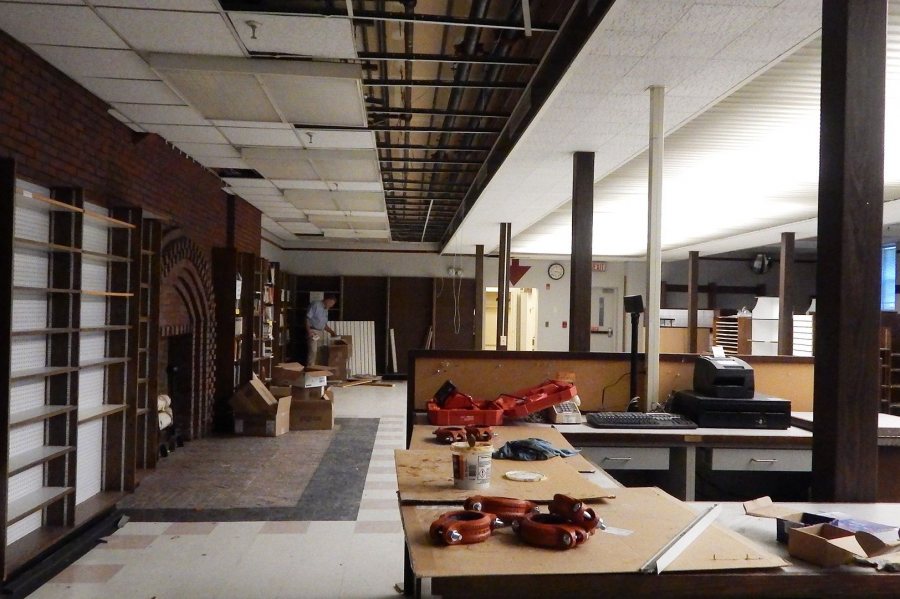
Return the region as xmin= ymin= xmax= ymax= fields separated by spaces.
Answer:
xmin=450 ymin=442 xmax=493 ymax=490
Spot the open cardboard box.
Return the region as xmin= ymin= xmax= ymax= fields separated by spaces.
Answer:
xmin=743 ymin=496 xmax=846 ymax=543
xmin=272 ymin=362 xmax=331 ymax=388
xmin=290 ymin=388 xmax=334 ymax=430
xmin=229 ymin=374 xmax=279 ymax=416
xmin=788 ymin=522 xmax=900 ymax=567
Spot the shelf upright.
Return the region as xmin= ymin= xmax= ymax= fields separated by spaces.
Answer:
xmin=136 ymin=218 xmax=161 ymax=474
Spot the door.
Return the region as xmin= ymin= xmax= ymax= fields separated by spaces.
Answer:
xmin=590 ymin=287 xmax=620 ymax=352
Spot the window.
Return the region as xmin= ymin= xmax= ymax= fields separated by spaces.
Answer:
xmin=882 ymin=244 xmax=896 ymax=311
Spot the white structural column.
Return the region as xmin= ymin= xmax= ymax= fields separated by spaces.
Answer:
xmin=643 ymin=85 xmax=665 ymax=412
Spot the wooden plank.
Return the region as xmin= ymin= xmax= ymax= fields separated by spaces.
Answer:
xmin=813 ymin=0 xmax=886 ymax=501
xmin=7 ymin=487 xmax=73 ymax=525
xmin=395 ymin=449 xmax=613 ymax=504
xmin=401 ymin=487 xmax=786 ymax=579
xmin=570 ymin=151 xmax=593 ymax=352
xmin=8 ymin=446 xmax=73 ymax=476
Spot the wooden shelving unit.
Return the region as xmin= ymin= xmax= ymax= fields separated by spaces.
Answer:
xmin=0 ymin=157 xmax=161 ymax=580
xmin=712 ymin=315 xmax=752 ymax=355
xmin=880 ymin=326 xmax=900 ymax=414
xmin=135 ymin=218 xmax=160 ymax=477
xmin=212 ymin=248 xmax=255 ymax=431
xmin=274 ymin=269 xmax=294 ymax=364
xmin=251 ymin=258 xmax=276 ymax=382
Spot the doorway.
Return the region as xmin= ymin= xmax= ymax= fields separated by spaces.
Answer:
xmin=166 ymin=333 xmax=193 ymax=435
xmin=482 ymin=287 xmax=539 ymax=350
xmin=590 ymin=286 xmax=621 ymax=352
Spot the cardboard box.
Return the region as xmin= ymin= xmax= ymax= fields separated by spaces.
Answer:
xmin=291 ymin=386 xmax=325 ymax=401
xmin=272 ymin=362 xmax=305 ymax=386
xmin=269 ymin=385 xmax=292 ymax=398
xmin=743 ymin=496 xmax=844 ymax=543
xmin=234 ymin=396 xmax=291 ymax=437
xmin=290 ymin=390 xmax=334 ymax=430
xmin=300 ymin=366 xmax=331 ymax=389
xmin=326 ymin=337 xmax=352 ymax=381
xmin=788 ymin=522 xmax=900 ymax=567
xmin=229 ymin=375 xmax=279 ymax=416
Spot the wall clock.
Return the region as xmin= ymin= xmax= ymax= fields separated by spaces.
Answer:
xmin=548 ymin=262 xmax=565 ymax=280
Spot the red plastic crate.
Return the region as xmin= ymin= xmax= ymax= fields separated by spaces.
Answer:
xmin=426 ymin=400 xmax=505 ymax=426
xmin=493 ymin=380 xmax=578 ymax=419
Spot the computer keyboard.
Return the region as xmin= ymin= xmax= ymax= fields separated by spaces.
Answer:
xmin=586 ymin=411 xmax=697 ymax=429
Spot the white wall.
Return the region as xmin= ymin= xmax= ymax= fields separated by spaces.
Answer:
xmin=270 ymin=247 xmax=477 ymax=279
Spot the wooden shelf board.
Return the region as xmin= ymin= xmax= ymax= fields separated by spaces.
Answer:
xmin=15 ymin=188 xmax=82 ymax=213
xmin=13 ymin=286 xmax=79 ymax=295
xmin=80 ymin=325 xmax=131 ymax=333
xmin=136 ymin=407 xmax=149 ymax=416
xmin=74 ymin=491 xmax=126 ymax=528
xmin=82 ymin=290 xmax=134 ymax=298
xmin=13 ymin=238 xmax=80 ymax=253
xmin=10 ymin=365 xmax=77 ymax=382
xmin=78 ymin=404 xmax=126 ymax=424
xmin=82 ymin=249 xmax=130 ymax=263
xmin=8 ymin=446 xmax=74 ymax=476
xmin=5 ymin=524 xmax=72 ymax=579
xmin=138 ymin=377 xmax=148 ymax=384
xmin=140 ymin=249 xmax=153 ymax=256
xmin=11 ymin=328 xmax=76 ymax=337
xmin=80 ymin=357 xmax=129 ymax=369
xmin=10 ymin=405 xmax=75 ymax=428
xmin=83 ymin=209 xmax=136 ymax=229
xmin=7 ymin=487 xmax=74 ymax=526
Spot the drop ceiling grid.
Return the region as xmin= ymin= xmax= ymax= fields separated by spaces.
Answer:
xmin=95 ymin=7 xmax=245 ymax=56
xmin=446 ymin=0 xmax=824 ymax=255
xmin=0 ymin=3 xmax=128 ymax=48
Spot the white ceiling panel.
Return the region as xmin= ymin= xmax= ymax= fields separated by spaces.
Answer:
xmin=309 ymin=217 xmax=351 ymax=229
xmin=97 ymin=8 xmax=244 ymax=56
xmin=274 ymin=180 xmax=330 ymax=191
xmin=284 ymin=190 xmax=385 ymax=212
xmin=0 ymin=4 xmax=128 ymax=48
xmin=112 ymin=103 xmax=207 ymax=126
xmin=223 ymin=177 xmax=275 ymax=189
xmin=31 ymin=46 xmax=155 ymax=79
xmin=241 ymin=149 xmax=319 ymax=180
xmin=260 ymin=74 xmax=366 ymax=127
xmin=311 ymin=157 xmax=380 ymax=182
xmin=297 ymin=129 xmax=377 ymax=149
xmin=157 ymin=70 xmax=281 ymax=121
xmin=95 ymin=1 xmax=220 ymax=10
xmin=77 ymin=78 xmax=184 ymax=104
xmin=173 ymin=142 xmax=239 ymax=158
xmin=220 ymin=127 xmax=302 ymax=147
xmin=142 ymin=124 xmax=227 ymax=144
xmin=281 ymin=221 xmax=323 ymax=235
xmin=228 ymin=13 xmax=357 ymax=59
xmin=194 ymin=156 xmax=250 ymax=169
xmin=325 ymin=229 xmax=391 ymax=239
xmin=210 ymin=120 xmax=293 ymax=129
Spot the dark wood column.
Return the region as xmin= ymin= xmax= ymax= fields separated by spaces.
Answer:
xmin=570 ymin=151 xmax=594 ymax=352
xmin=778 ymin=232 xmax=795 ymax=355
xmin=813 ymin=0 xmax=886 ymax=502
xmin=474 ymin=244 xmax=484 ymax=350
xmin=497 ymin=223 xmax=511 ymax=351
xmin=687 ymin=251 xmax=699 ymax=353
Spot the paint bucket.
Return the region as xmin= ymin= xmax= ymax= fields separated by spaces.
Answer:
xmin=450 ymin=442 xmax=493 ymax=490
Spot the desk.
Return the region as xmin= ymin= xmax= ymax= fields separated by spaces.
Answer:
xmin=407 ymin=500 xmax=900 ymax=598
xmin=526 ymin=422 xmax=813 ymax=501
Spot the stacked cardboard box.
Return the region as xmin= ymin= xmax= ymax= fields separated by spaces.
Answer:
xmin=229 ymin=374 xmax=290 ymax=437
xmin=271 ymin=362 xmax=335 ymax=430
xmin=326 ymin=335 xmax=352 ymax=381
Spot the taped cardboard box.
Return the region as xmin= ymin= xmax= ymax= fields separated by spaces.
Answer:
xmin=272 ymin=362 xmax=305 ymax=386
xmin=234 ymin=397 xmax=291 ymax=437
xmin=229 ymin=374 xmax=279 ymax=416
xmin=743 ymin=496 xmax=844 ymax=543
xmin=326 ymin=336 xmax=352 ymax=381
xmin=788 ymin=522 xmax=900 ymax=567
xmin=269 ymin=385 xmax=292 ymax=398
xmin=290 ymin=389 xmax=334 ymax=430
xmin=291 ymin=386 xmax=325 ymax=401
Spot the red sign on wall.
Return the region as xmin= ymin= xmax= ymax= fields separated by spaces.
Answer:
xmin=591 ymin=262 xmax=607 ymax=272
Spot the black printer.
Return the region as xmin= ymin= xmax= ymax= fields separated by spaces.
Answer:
xmin=671 ymin=355 xmax=791 ymax=429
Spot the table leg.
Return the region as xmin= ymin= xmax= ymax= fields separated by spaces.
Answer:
xmin=684 ymin=446 xmax=696 ymax=501
xmin=404 ymin=542 xmax=421 ymax=597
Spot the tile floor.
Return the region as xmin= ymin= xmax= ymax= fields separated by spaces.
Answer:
xmin=30 ymin=384 xmax=410 ymax=599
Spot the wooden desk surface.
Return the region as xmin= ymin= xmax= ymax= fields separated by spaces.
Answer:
xmin=409 ymin=423 xmax=600 ymax=473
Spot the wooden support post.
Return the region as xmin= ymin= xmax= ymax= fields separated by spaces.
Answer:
xmin=570 ymin=151 xmax=594 ymax=352
xmin=778 ymin=232 xmax=795 ymax=356
xmin=497 ymin=223 xmax=511 ymax=351
xmin=475 ymin=244 xmax=484 ymax=350
xmin=813 ymin=0 xmax=886 ymax=502
xmin=688 ymin=251 xmax=699 ymax=354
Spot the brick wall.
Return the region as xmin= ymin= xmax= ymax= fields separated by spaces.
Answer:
xmin=0 ymin=28 xmax=260 ymax=253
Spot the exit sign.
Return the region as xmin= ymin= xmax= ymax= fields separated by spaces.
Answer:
xmin=591 ymin=262 xmax=607 ymax=272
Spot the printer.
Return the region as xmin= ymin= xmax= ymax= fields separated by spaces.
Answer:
xmin=671 ymin=355 xmax=791 ymax=429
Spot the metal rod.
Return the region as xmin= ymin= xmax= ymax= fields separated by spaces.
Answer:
xmin=362 ymin=78 xmax=526 ymax=89
xmin=369 ymin=107 xmax=510 ymax=119
xmin=644 ymin=85 xmax=665 ymax=413
xmin=380 ymin=158 xmax=482 ymax=165
xmin=640 ymin=505 xmax=722 ymax=575
xmin=358 ymin=51 xmax=539 ymax=66
xmin=377 ymin=144 xmax=490 ymax=153
xmin=373 ymin=125 xmax=502 ymax=133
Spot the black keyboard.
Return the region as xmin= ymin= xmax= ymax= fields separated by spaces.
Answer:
xmin=587 ymin=412 xmax=697 ymax=429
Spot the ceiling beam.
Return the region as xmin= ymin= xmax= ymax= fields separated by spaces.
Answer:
xmin=381 ymin=167 xmax=478 ymax=174
xmin=380 ymin=158 xmax=483 ymax=165
xmin=358 ymin=52 xmax=540 ymax=67
xmin=369 ymin=107 xmax=510 ymax=119
xmin=376 ymin=143 xmax=490 ymax=153
xmin=371 ymin=125 xmax=502 ymax=134
xmin=362 ymin=79 xmax=526 ymax=89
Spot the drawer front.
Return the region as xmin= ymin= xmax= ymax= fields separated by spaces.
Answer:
xmin=709 ymin=448 xmax=811 ymax=472
xmin=579 ymin=447 xmax=669 ymax=471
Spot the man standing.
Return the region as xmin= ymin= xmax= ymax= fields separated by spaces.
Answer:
xmin=306 ymin=295 xmax=336 ymax=365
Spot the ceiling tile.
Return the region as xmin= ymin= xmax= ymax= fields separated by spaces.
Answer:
xmin=31 ymin=46 xmax=155 ymax=79
xmin=157 ymin=71 xmax=281 ymax=121
xmin=97 ymin=8 xmax=244 ymax=56
xmin=210 ymin=120 xmax=293 ymax=129
xmin=273 ymin=180 xmax=330 ymax=190
xmin=223 ymin=177 xmax=275 ymax=189
xmin=280 ymin=221 xmax=322 ymax=235
xmin=194 ymin=156 xmax=249 ymax=169
xmin=173 ymin=142 xmax=239 ymax=158
xmin=241 ymin=149 xmax=319 ymax=180
xmin=96 ymin=0 xmax=221 ymax=10
xmin=220 ymin=127 xmax=302 ymax=147
xmin=112 ymin=103 xmax=207 ymax=126
xmin=260 ymin=74 xmax=366 ymax=127
xmin=228 ymin=12 xmax=357 ymax=59
xmin=142 ymin=124 xmax=227 ymax=144
xmin=77 ymin=78 xmax=184 ymax=104
xmin=297 ymin=129 xmax=376 ymax=149
xmin=0 ymin=4 xmax=128 ymax=48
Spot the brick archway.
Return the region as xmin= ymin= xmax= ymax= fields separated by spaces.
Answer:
xmin=160 ymin=232 xmax=216 ymax=440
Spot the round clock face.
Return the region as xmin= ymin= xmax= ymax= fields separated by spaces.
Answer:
xmin=548 ymin=263 xmax=565 ymax=280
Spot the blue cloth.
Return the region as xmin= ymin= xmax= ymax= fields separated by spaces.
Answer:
xmin=492 ymin=438 xmax=581 ymax=461
xmin=306 ymin=300 xmax=329 ymax=330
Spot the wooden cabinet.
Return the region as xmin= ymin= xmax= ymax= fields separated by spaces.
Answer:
xmin=712 ymin=315 xmax=752 ymax=355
